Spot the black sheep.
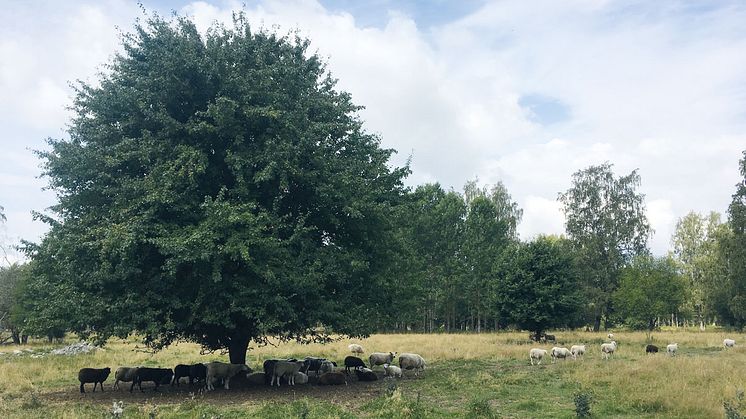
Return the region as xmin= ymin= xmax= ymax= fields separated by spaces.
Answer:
xmin=354 ymin=368 xmax=378 ymax=382
xmin=318 ymin=371 xmax=347 ymax=385
xmin=78 ymin=367 xmax=111 ymax=393
xmin=189 ymin=363 xmax=207 ymax=384
xmin=130 ymin=367 xmax=174 ymax=392
xmin=302 ymin=357 xmax=336 ymax=376
xmin=646 ymin=344 xmax=659 ymax=354
xmin=173 ymin=363 xmax=206 ymax=386
xmin=344 ymin=356 xmax=366 ymax=373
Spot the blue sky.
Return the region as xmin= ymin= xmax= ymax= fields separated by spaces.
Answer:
xmin=1 ymin=0 xmax=745 ymax=262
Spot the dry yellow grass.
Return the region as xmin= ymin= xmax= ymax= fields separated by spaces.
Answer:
xmin=1 ymin=329 xmax=745 ymax=417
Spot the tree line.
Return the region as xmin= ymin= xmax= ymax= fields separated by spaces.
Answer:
xmin=1 ymin=14 xmax=745 ymax=362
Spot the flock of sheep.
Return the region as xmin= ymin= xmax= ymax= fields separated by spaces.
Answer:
xmin=76 ymin=343 xmax=426 ymax=393
xmin=528 ymin=333 xmax=738 ymax=365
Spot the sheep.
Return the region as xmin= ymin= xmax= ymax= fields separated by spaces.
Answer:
xmin=383 ymin=363 xmax=403 ymax=378
xmin=369 ymin=352 xmax=397 ymax=369
xmin=78 ymin=367 xmax=111 ymax=393
xmin=320 ymin=360 xmax=336 ymax=374
xmin=601 ymin=341 xmax=617 ymax=360
xmin=271 ymin=360 xmax=304 ymax=386
xmin=302 ymin=357 xmax=336 ymax=376
xmin=645 ymin=344 xmax=659 ymax=354
xmin=205 ymin=362 xmax=252 ymax=391
xmin=543 ymin=334 xmax=556 ymax=343
xmin=551 ymin=347 xmax=572 ymax=363
xmin=113 ymin=367 xmax=139 ymax=390
xmin=246 ymin=372 xmax=267 ymax=385
xmin=724 ymin=339 xmax=736 ymax=348
xmin=608 ymin=333 xmax=614 ymax=340
xmin=293 ymin=371 xmax=309 ymax=385
xmin=529 ymin=348 xmax=548 ymax=365
xmin=398 ymin=353 xmax=426 ymax=376
xmin=172 ymin=364 xmax=191 ymax=387
xmin=355 ymin=368 xmax=378 ymax=381
xmin=570 ymin=345 xmax=586 ymax=360
xmin=667 ymin=343 xmax=678 ymax=356
xmin=349 ymin=343 xmax=365 ymax=354
xmin=318 ymin=371 xmax=347 ymax=385
xmin=189 ymin=363 xmax=207 ymax=384
xmin=344 ymin=356 xmax=367 ymax=373
xmin=263 ymin=359 xmax=298 ymax=384
xmin=130 ymin=367 xmax=173 ymax=392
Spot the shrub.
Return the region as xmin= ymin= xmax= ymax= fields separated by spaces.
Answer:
xmin=574 ymin=391 xmax=592 ymax=417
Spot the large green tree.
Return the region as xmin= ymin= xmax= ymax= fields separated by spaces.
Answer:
xmin=670 ymin=211 xmax=727 ymax=328
xmin=612 ymin=256 xmax=686 ymax=334
xmin=0 ymin=264 xmax=26 ymax=344
xmin=493 ymin=236 xmax=582 ymax=339
xmin=558 ymin=163 xmax=650 ymax=330
xmin=29 ymin=15 xmax=408 ymax=363
xmin=717 ymin=150 xmax=746 ymax=326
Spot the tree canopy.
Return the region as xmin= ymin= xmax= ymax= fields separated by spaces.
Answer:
xmin=558 ymin=163 xmax=650 ymax=330
xmin=28 ymin=14 xmax=408 ymax=363
xmin=612 ymin=256 xmax=686 ymax=332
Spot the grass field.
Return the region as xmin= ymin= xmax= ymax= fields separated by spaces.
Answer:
xmin=1 ymin=330 xmax=745 ymax=418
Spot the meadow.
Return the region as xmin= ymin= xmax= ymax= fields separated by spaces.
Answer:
xmin=1 ymin=330 xmax=745 ymax=418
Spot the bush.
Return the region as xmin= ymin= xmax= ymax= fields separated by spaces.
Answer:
xmin=574 ymin=391 xmax=592 ymax=417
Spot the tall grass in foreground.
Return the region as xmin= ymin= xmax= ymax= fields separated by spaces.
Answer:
xmin=1 ymin=329 xmax=745 ymax=417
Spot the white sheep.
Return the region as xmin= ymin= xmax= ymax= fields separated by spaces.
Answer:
xmin=570 ymin=345 xmax=586 ymax=360
xmin=383 ymin=363 xmax=403 ymax=378
xmin=292 ymin=371 xmax=308 ymax=385
xmin=667 ymin=343 xmax=678 ymax=356
xmin=398 ymin=353 xmax=426 ymax=376
xmin=724 ymin=339 xmax=736 ymax=348
xmin=205 ymin=362 xmax=251 ymax=391
xmin=601 ymin=341 xmax=617 ymax=360
xmin=551 ymin=347 xmax=572 ymax=363
xmin=369 ymin=352 xmax=397 ymax=369
xmin=608 ymin=333 xmax=614 ymax=340
xmin=271 ymin=360 xmax=304 ymax=386
xmin=319 ymin=360 xmax=335 ymax=374
xmin=349 ymin=343 xmax=365 ymax=354
xmin=529 ymin=348 xmax=548 ymax=365
xmin=113 ymin=366 xmax=140 ymax=390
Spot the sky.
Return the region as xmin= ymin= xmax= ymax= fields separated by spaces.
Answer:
xmin=1 ymin=0 xmax=745 ymax=263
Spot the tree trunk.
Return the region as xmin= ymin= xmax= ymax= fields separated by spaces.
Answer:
xmin=11 ymin=331 xmax=20 ymax=345
xmin=21 ymin=335 xmax=28 ymax=344
xmin=228 ymin=335 xmax=250 ymax=365
xmin=593 ymin=315 xmax=601 ymax=332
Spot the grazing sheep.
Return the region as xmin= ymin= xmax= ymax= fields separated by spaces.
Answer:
xmin=645 ymin=344 xmax=659 ymax=354
xmin=570 ymin=345 xmax=586 ymax=360
xmin=271 ymin=360 xmax=304 ymax=386
xmin=318 ymin=371 xmax=347 ymax=385
xmin=131 ymin=367 xmax=173 ymax=392
xmin=344 ymin=356 xmax=367 ymax=373
xmin=383 ymin=363 xmax=403 ymax=378
xmin=667 ymin=343 xmax=678 ymax=356
xmin=355 ymin=368 xmax=378 ymax=381
xmin=398 ymin=353 xmax=426 ymax=376
xmin=529 ymin=348 xmax=548 ymax=365
xmin=349 ymin=344 xmax=365 ymax=354
xmin=551 ymin=347 xmax=572 ymax=363
xmin=113 ymin=367 xmax=139 ymax=390
xmin=724 ymin=339 xmax=736 ymax=348
xmin=205 ymin=362 xmax=252 ymax=391
xmin=369 ymin=352 xmax=397 ymax=369
xmin=601 ymin=341 xmax=617 ymax=360
xmin=78 ymin=367 xmax=111 ymax=393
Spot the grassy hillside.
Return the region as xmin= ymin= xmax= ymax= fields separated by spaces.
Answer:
xmin=1 ymin=330 xmax=744 ymax=418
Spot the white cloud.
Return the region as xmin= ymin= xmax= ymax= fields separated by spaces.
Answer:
xmin=2 ymin=0 xmax=745 ymax=259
